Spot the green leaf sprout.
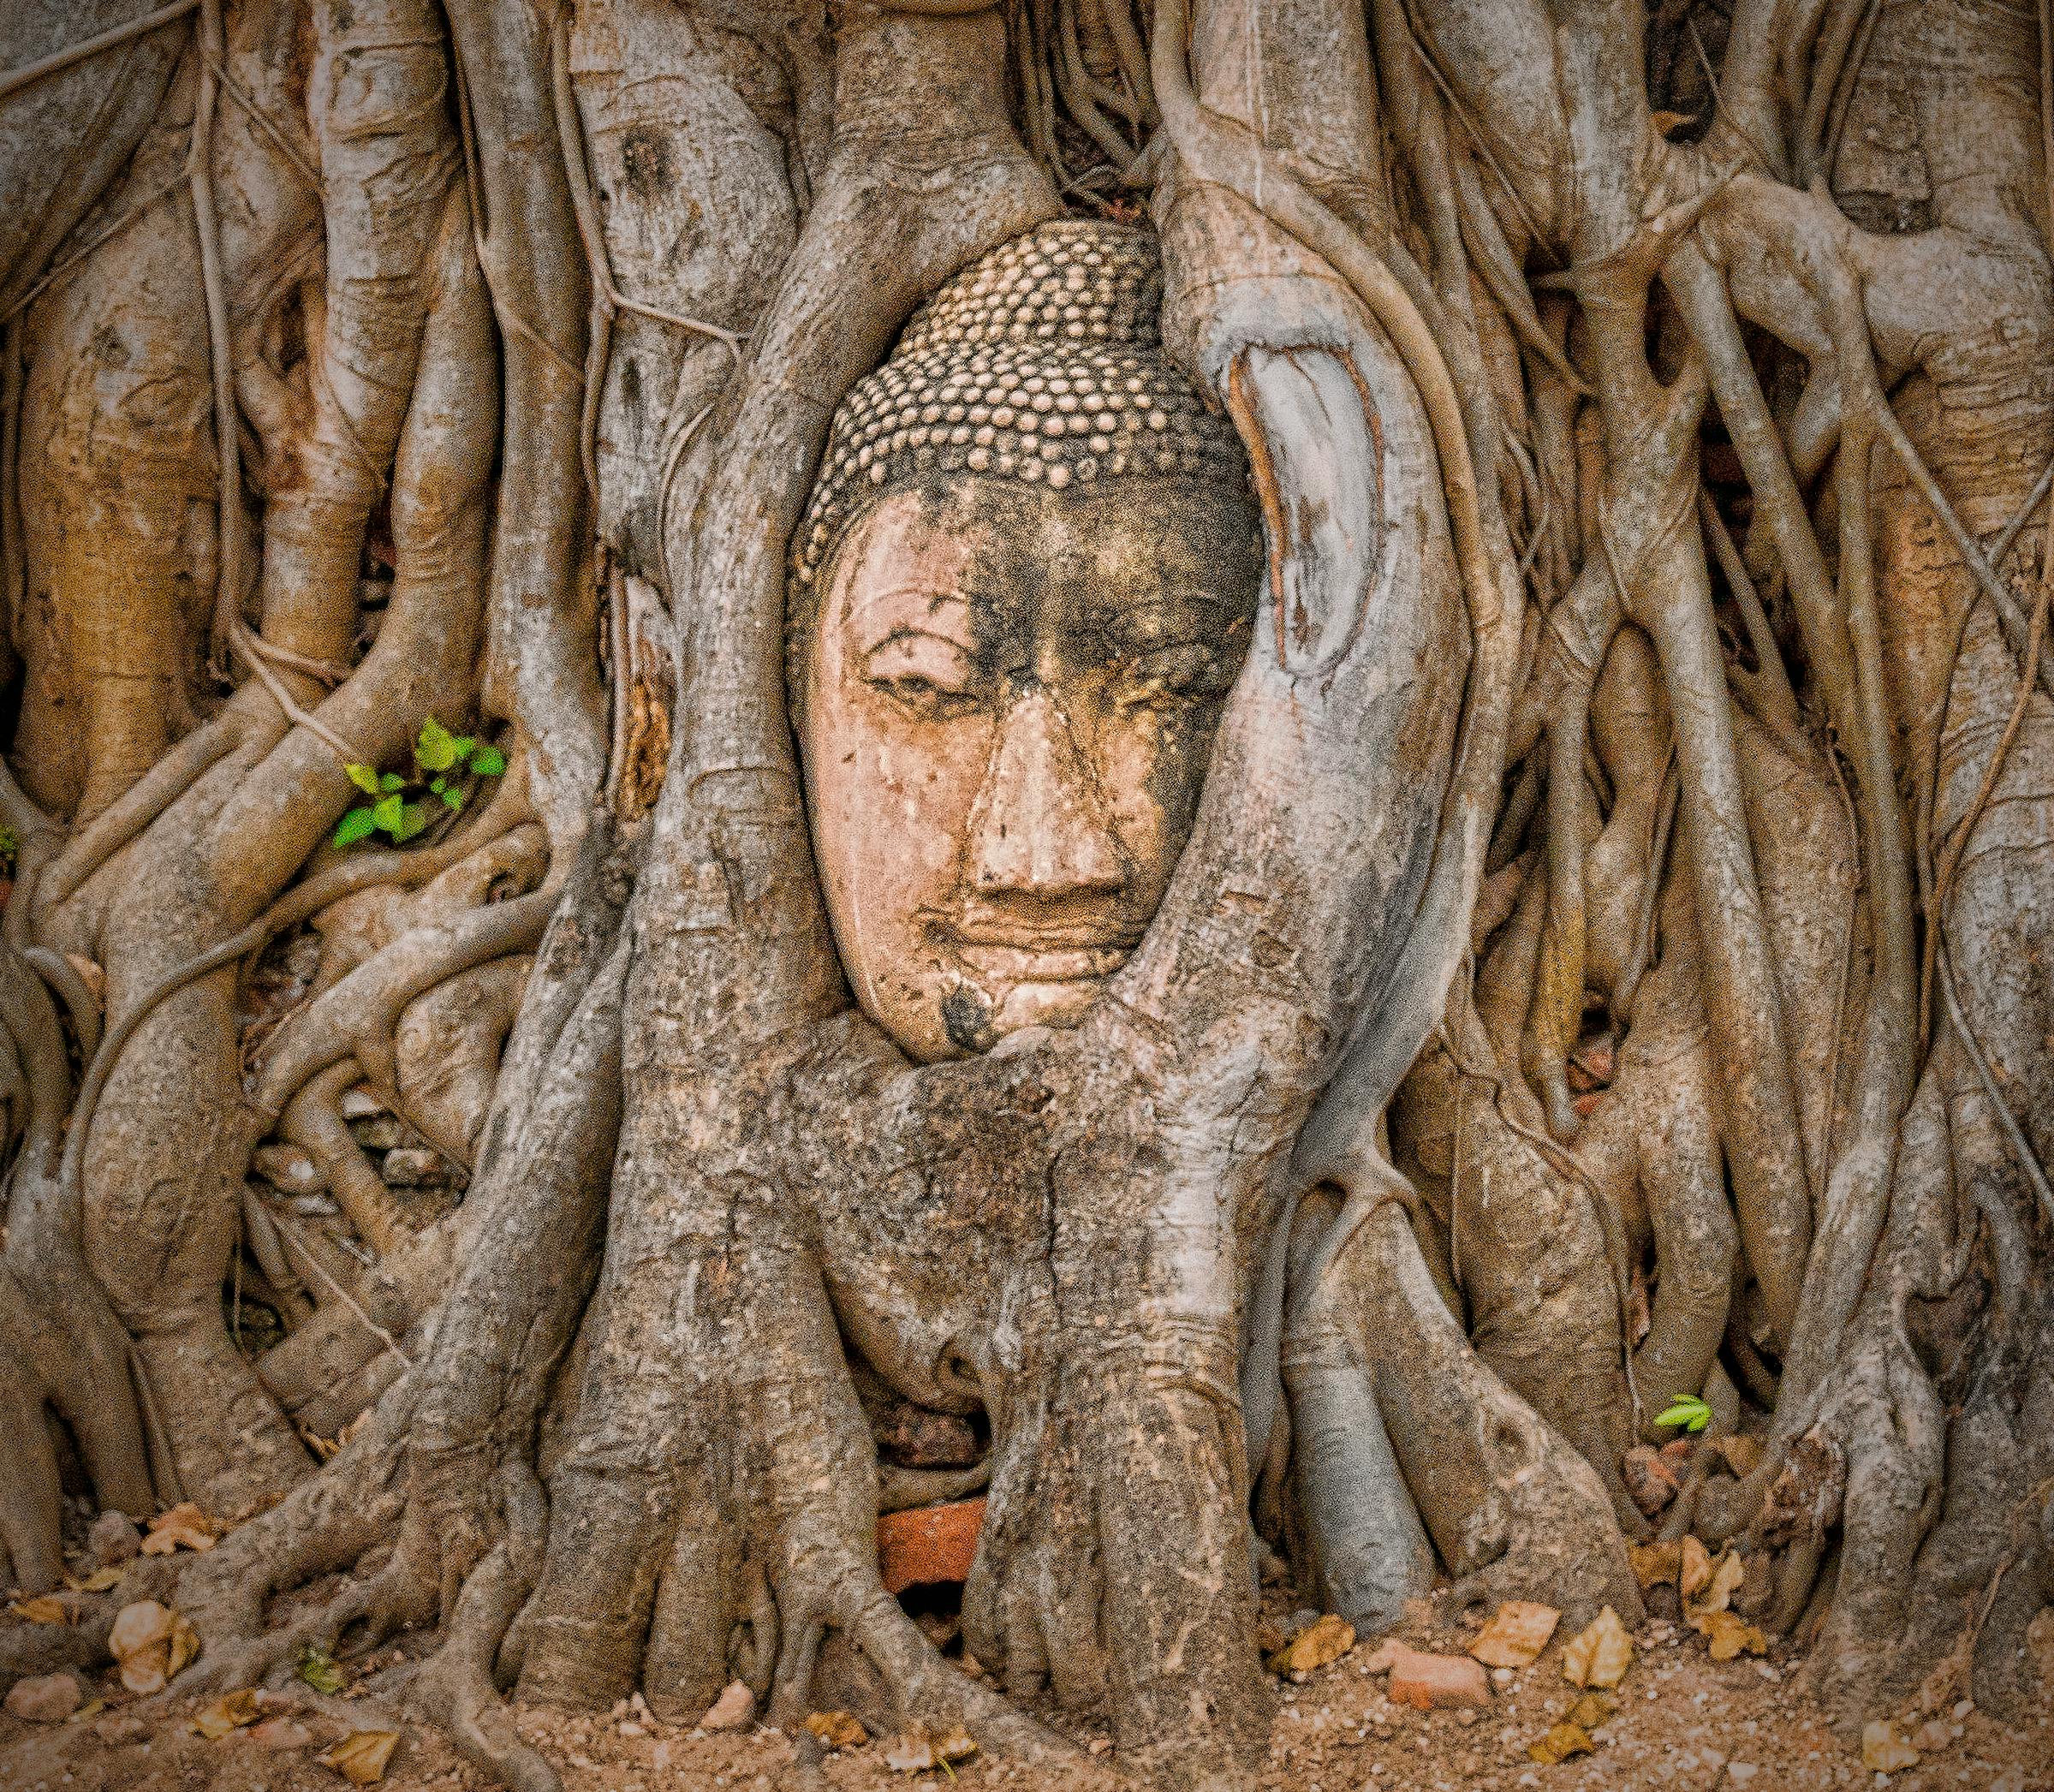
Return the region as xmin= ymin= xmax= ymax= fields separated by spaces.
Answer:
xmin=332 ymin=717 xmax=506 ymax=848
xmin=1654 ymin=1393 xmax=1713 ymax=1434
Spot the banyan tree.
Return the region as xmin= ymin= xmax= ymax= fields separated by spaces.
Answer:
xmin=1 ymin=0 xmax=2051 ymax=1783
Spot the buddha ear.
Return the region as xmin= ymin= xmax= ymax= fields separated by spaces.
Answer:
xmin=1223 ymin=345 xmax=1384 ymax=682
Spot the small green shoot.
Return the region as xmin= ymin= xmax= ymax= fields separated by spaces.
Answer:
xmin=0 ymin=823 xmax=17 ymax=873
xmin=335 ymin=717 xmax=504 ymax=848
xmin=296 ymin=1644 xmax=346 ymax=1694
xmin=1655 ymin=1393 xmax=1713 ymax=1434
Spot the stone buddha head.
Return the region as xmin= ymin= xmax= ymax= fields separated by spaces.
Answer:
xmin=789 ymin=222 xmax=1261 ymax=1063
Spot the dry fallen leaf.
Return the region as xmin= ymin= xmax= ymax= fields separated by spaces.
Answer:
xmin=1266 ymin=1612 xmax=1354 ymax=1676
xmin=883 ymin=1727 xmax=937 ymax=1773
xmin=1679 ymin=1534 xmax=1714 ymax=1605
xmin=1713 ymin=1432 xmax=1764 ymax=1476
xmin=67 ymin=1566 xmax=125 ymax=1593
xmin=805 ymin=1710 xmax=867 ymax=1750
xmin=1561 ymin=1605 xmax=1634 ymax=1689
xmin=1860 ymin=1720 xmax=1920 ymax=1775
xmin=1469 ymin=1599 xmax=1560 ymax=1669
xmin=1691 ymin=1608 xmax=1769 ymax=1662
xmin=1682 ymin=1542 xmax=1745 ymax=1620
xmin=1567 ymin=1691 xmax=1616 ymax=1730
xmin=108 ymin=1599 xmax=197 ymax=1694
xmin=320 ymin=1729 xmax=400 ymax=1785
xmin=1628 ymin=1540 xmax=1682 ymax=1589
xmin=1528 ymin=1720 xmax=1597 ymax=1764
xmin=140 ymin=1503 xmax=217 ymax=1556
xmin=190 ymin=1689 xmax=260 ymax=1740
xmin=933 ymin=1724 xmax=976 ymax=1765
xmin=9 ymin=1595 xmax=71 ymax=1625
xmin=109 ymin=1600 xmax=173 ymax=1661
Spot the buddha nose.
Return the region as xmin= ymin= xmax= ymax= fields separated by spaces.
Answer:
xmin=966 ymin=687 xmax=1126 ymax=897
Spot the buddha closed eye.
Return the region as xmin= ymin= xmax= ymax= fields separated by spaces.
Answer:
xmin=786 ymin=221 xmax=1260 ymax=1063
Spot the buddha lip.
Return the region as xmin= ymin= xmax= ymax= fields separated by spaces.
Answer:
xmin=948 ymin=940 xmax=1133 ymax=983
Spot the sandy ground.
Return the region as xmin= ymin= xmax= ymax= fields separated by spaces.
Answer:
xmin=4 ymin=1594 xmax=2051 ymax=1792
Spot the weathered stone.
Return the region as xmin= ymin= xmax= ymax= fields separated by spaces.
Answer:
xmin=1622 ymin=1444 xmax=1681 ymax=1515
xmin=876 ymin=1497 xmax=985 ymax=1593
xmin=700 ymin=1680 xmax=754 ymax=1731
xmin=3 ymin=1673 xmax=81 ymax=1723
xmin=86 ymin=1508 xmax=141 ymax=1566
xmin=379 ymin=1146 xmax=448 ymax=1188
xmin=1386 ymin=1644 xmax=1491 ymax=1710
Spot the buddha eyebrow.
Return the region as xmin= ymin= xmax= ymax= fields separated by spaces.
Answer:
xmin=845 ymin=585 xmax=973 ymax=643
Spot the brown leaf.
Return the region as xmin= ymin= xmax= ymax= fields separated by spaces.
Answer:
xmin=1266 ymin=1612 xmax=1355 ymax=1676
xmin=190 ymin=1689 xmax=260 ymax=1740
xmin=1561 ymin=1606 xmax=1634 ymax=1689
xmin=1691 ymin=1608 xmax=1768 ymax=1662
xmin=67 ymin=1566 xmax=125 ymax=1593
xmin=1527 ymin=1720 xmax=1596 ymax=1764
xmin=805 ymin=1710 xmax=867 ymax=1751
xmin=108 ymin=1600 xmax=196 ymax=1694
xmin=933 ymin=1724 xmax=976 ymax=1764
xmin=165 ymin=1611 xmax=198 ymax=1680
xmin=1713 ymin=1432 xmax=1764 ymax=1476
xmin=1683 ymin=1545 xmax=1745 ymax=1622
xmin=1469 ymin=1599 xmax=1559 ymax=1669
xmin=9 ymin=1595 xmax=72 ymax=1625
xmin=1567 ymin=1692 xmax=1616 ymax=1730
xmin=117 ymin=1642 xmax=171 ymax=1696
xmin=883 ymin=1727 xmax=938 ymax=1773
xmin=1628 ymin=1540 xmax=1682 ymax=1588
xmin=320 ymin=1729 xmax=400 ymax=1785
xmin=1679 ymin=1534 xmax=1714 ymax=1605
xmin=109 ymin=1599 xmax=174 ymax=1659
xmin=140 ymin=1503 xmax=217 ymax=1556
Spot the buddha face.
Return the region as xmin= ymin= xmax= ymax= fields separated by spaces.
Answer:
xmin=800 ymin=477 xmax=1261 ymax=1063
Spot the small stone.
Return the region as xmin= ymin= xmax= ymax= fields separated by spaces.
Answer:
xmin=700 ymin=1680 xmax=755 ymax=1731
xmin=349 ymin=1116 xmax=404 ymax=1151
xmin=1897 ymin=1718 xmax=1947 ymax=1759
xmin=378 ymin=1146 xmax=448 ymax=1188
xmin=1860 ymin=1720 xmax=1920 ymax=1775
xmin=1623 ymin=1445 xmax=1682 ymax=1515
xmin=1386 ymin=1644 xmax=1491 ymax=1711
xmin=87 ymin=1509 xmax=141 ymax=1566
xmin=246 ymin=1718 xmax=314 ymax=1751
xmin=4 ymin=1673 xmax=81 ymax=1723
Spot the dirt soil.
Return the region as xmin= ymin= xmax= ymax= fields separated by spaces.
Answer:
xmin=4 ymin=1595 xmax=2052 ymax=1792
